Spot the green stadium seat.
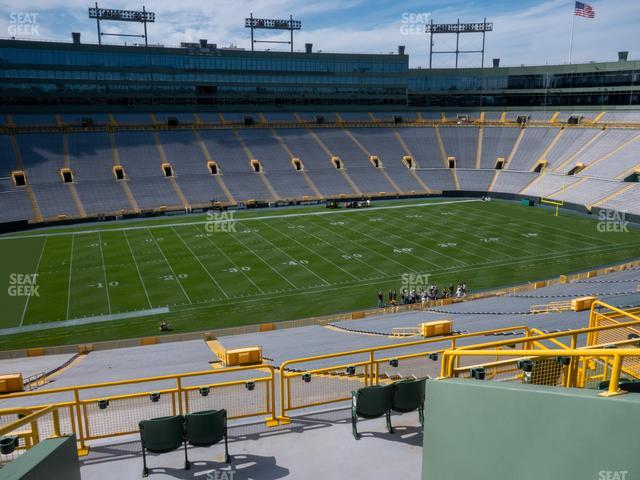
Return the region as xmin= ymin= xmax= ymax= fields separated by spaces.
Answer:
xmin=391 ymin=378 xmax=426 ymax=426
xmin=351 ymin=384 xmax=395 ymax=440
xmin=597 ymin=380 xmax=640 ymax=393
xmin=184 ymin=409 xmax=231 ymax=465
xmin=139 ymin=415 xmax=187 ymax=477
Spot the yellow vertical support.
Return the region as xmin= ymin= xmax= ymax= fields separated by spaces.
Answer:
xmin=549 ymin=112 xmax=560 ymax=124
xmin=499 ymin=112 xmax=507 ymax=123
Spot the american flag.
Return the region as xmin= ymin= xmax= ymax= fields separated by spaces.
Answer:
xmin=574 ymin=1 xmax=595 ymax=18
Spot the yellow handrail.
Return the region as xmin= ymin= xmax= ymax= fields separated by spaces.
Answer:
xmin=0 ymin=364 xmax=277 ymax=454
xmin=277 ymin=325 xmax=530 ymax=421
xmin=442 ymin=348 xmax=639 ymax=397
xmin=0 ymin=405 xmax=60 ymax=451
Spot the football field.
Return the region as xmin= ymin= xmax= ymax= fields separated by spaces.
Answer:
xmin=1 ymin=198 xmax=639 ymax=350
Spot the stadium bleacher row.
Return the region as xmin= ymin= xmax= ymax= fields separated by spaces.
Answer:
xmin=1 ymin=112 xmax=639 ymax=224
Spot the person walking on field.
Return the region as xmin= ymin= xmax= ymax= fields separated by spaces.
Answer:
xmin=377 ymin=290 xmax=383 ymax=308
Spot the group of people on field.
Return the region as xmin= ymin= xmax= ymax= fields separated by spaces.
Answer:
xmin=377 ymin=283 xmax=467 ymax=309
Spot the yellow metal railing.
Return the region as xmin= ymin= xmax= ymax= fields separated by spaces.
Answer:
xmin=442 ymin=348 xmax=640 ymax=397
xmin=277 ymin=325 xmax=530 ymax=423
xmin=0 ymin=364 xmax=277 ymax=456
xmin=2 ymin=301 xmax=639 ymax=458
xmin=529 ymin=300 xmax=573 ymax=314
xmin=0 ymin=405 xmax=62 ymax=460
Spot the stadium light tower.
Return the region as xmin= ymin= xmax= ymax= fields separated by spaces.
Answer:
xmin=88 ymin=3 xmax=155 ymax=46
xmin=245 ymin=13 xmax=302 ymax=52
xmin=425 ymin=18 xmax=493 ymax=69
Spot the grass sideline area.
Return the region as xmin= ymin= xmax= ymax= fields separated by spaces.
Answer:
xmin=1 ymin=198 xmax=639 ymax=351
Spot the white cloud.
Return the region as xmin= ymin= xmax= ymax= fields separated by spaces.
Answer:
xmin=0 ymin=0 xmax=637 ymax=66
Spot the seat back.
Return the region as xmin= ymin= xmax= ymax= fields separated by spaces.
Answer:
xmin=185 ymin=409 xmax=226 ymax=447
xmin=139 ymin=415 xmax=184 ymax=453
xmin=598 ymin=380 xmax=640 ymax=393
xmin=392 ymin=378 xmax=426 ymax=412
xmin=355 ymin=384 xmax=394 ymax=418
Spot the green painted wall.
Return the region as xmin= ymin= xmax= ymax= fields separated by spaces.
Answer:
xmin=422 ymin=379 xmax=640 ymax=480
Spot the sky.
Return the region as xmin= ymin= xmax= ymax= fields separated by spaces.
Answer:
xmin=0 ymin=0 xmax=638 ymax=68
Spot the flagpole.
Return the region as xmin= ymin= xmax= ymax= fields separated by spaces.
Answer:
xmin=569 ymin=2 xmax=576 ymax=63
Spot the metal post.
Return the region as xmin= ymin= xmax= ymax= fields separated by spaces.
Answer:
xmin=455 ymin=19 xmax=460 ymax=68
xmin=143 ymin=5 xmax=148 ymax=47
xmin=250 ymin=13 xmax=254 ymax=51
xmin=481 ymin=17 xmax=486 ymax=68
xmin=429 ymin=19 xmax=433 ymax=69
xmin=95 ymin=2 xmax=101 ymax=45
xmin=290 ymin=14 xmax=294 ymax=52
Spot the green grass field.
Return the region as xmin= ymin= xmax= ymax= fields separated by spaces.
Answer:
xmin=1 ymin=198 xmax=639 ymax=351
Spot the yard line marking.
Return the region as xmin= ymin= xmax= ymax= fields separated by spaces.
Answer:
xmin=259 ymin=220 xmax=361 ymax=280
xmin=172 ymin=227 xmax=229 ymax=299
xmin=276 ymin=216 xmax=390 ymax=278
xmin=374 ymin=212 xmax=503 ymax=261
xmin=224 ymin=227 xmax=302 ymax=289
xmin=330 ymin=213 xmax=463 ymax=269
xmin=466 ymin=202 xmax=616 ymax=245
xmin=123 ymin=230 xmax=153 ymax=309
xmin=310 ymin=218 xmax=426 ymax=273
xmin=97 ymin=232 xmax=112 ymax=314
xmin=195 ymin=225 xmax=266 ymax=294
xmin=147 ymin=228 xmax=192 ymax=304
xmin=401 ymin=206 xmax=557 ymax=255
xmin=455 ymin=205 xmax=580 ymax=252
xmin=247 ymin=226 xmax=331 ymax=286
xmin=12 ymin=240 xmax=638 ymax=329
xmin=0 ymin=199 xmax=484 ymax=239
xmin=169 ymin=242 xmax=640 ymax=313
xmin=18 ymin=237 xmax=47 ymax=327
xmin=66 ymin=234 xmax=75 ymax=320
